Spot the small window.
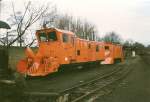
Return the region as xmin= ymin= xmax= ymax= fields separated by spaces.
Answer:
xmin=77 ymin=50 xmax=80 ymax=56
xmin=96 ymin=45 xmax=99 ymax=52
xmin=105 ymin=46 xmax=109 ymax=50
xmin=48 ymin=31 xmax=57 ymax=41
xmin=63 ymin=34 xmax=69 ymax=43
xmin=39 ymin=32 xmax=47 ymax=42
xmin=88 ymin=44 xmax=91 ymax=49
xmin=71 ymin=37 xmax=75 ymax=45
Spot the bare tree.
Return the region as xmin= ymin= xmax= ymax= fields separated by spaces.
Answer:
xmin=41 ymin=12 xmax=98 ymax=40
xmin=0 ymin=30 xmax=16 ymax=46
xmin=55 ymin=14 xmax=73 ymax=30
xmin=123 ymin=39 xmax=134 ymax=47
xmin=40 ymin=6 xmax=57 ymax=28
xmin=51 ymin=13 xmax=98 ymax=41
xmin=102 ymin=32 xmax=122 ymax=44
xmin=7 ymin=1 xmax=50 ymax=47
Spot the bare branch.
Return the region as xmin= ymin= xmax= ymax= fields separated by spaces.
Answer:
xmin=26 ymin=39 xmax=36 ymax=47
xmin=8 ymin=1 xmax=51 ymax=47
xmin=11 ymin=1 xmax=19 ymax=25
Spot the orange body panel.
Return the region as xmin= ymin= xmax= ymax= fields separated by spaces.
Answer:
xmin=101 ymin=43 xmax=124 ymax=64
xmin=17 ymin=28 xmax=124 ymax=76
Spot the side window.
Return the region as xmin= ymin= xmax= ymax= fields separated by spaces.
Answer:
xmin=63 ymin=34 xmax=69 ymax=43
xmin=71 ymin=36 xmax=75 ymax=45
xmin=105 ymin=46 xmax=109 ymax=50
xmin=48 ymin=31 xmax=57 ymax=41
xmin=39 ymin=32 xmax=47 ymax=42
xmin=96 ymin=45 xmax=99 ymax=52
xmin=77 ymin=50 xmax=80 ymax=56
xmin=88 ymin=44 xmax=91 ymax=49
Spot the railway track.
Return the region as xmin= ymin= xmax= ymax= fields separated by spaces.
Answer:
xmin=21 ymin=65 xmax=132 ymax=102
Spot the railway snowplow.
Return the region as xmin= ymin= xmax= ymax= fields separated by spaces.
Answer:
xmin=17 ymin=28 xmax=124 ymax=77
xmin=17 ymin=47 xmax=59 ymax=76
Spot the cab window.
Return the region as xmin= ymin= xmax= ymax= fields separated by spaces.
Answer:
xmin=39 ymin=32 xmax=47 ymax=42
xmin=63 ymin=34 xmax=69 ymax=43
xmin=96 ymin=45 xmax=99 ymax=52
xmin=48 ymin=31 xmax=57 ymax=41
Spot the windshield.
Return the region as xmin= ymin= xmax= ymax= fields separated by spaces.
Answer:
xmin=39 ymin=32 xmax=47 ymax=42
xmin=48 ymin=31 xmax=57 ymax=41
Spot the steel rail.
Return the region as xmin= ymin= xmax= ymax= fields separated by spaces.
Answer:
xmin=59 ymin=67 xmax=122 ymax=94
xmin=71 ymin=67 xmax=132 ymax=102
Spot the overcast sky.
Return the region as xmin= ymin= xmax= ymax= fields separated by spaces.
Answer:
xmin=1 ymin=0 xmax=150 ymax=45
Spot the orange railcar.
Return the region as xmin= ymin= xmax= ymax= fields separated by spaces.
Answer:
xmin=17 ymin=28 xmax=124 ymax=77
xmin=101 ymin=43 xmax=124 ymax=64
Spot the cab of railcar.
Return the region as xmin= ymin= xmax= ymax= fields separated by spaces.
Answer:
xmin=36 ymin=28 xmax=61 ymax=59
xmin=36 ymin=28 xmax=76 ymax=65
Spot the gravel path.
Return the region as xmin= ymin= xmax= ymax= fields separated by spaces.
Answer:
xmin=96 ymin=55 xmax=150 ymax=102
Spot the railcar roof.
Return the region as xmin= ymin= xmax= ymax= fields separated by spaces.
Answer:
xmin=37 ymin=28 xmax=75 ymax=35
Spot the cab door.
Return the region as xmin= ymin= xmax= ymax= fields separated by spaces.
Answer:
xmin=70 ymin=36 xmax=76 ymax=61
xmin=62 ymin=33 xmax=75 ymax=63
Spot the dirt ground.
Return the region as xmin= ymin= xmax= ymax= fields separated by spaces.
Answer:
xmin=96 ymin=54 xmax=150 ymax=102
